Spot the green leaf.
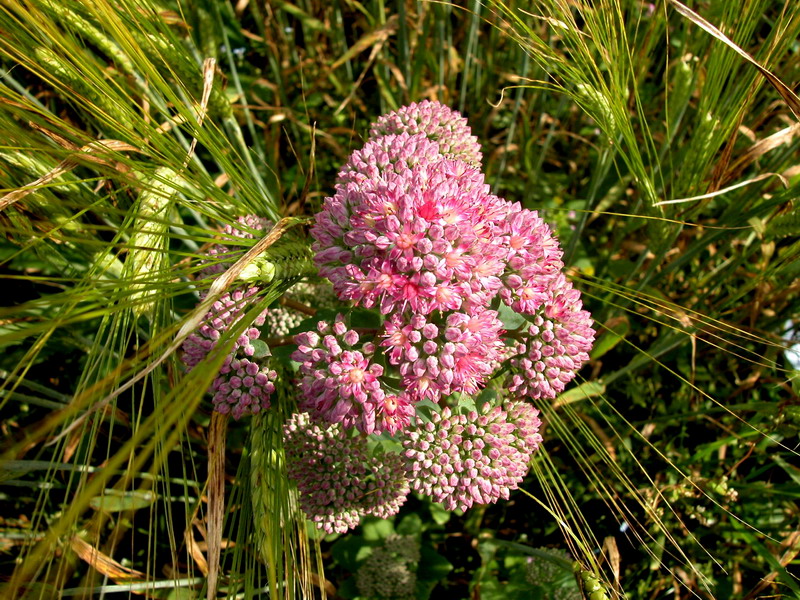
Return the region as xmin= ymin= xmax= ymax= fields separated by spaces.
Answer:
xmin=331 ymin=535 xmax=372 ymax=572
xmin=275 ymin=1 xmax=326 ymax=31
xmin=396 ymin=513 xmax=423 ymax=536
xmin=361 ymin=517 xmax=395 ymax=541
xmin=469 ymin=572 xmax=538 ymax=600
xmin=349 ymin=307 xmax=383 ymax=329
xmin=589 ymin=318 xmax=630 ymax=360
xmin=497 ymin=302 xmax=527 ymax=330
xmin=89 ymin=490 xmax=156 ymax=513
xmin=416 ymin=546 xmax=452 ymax=582
xmin=772 ymin=455 xmax=800 ymax=488
xmin=415 ymin=578 xmax=438 ymax=600
xmin=163 ymin=587 xmax=197 ymax=600
xmin=428 ymin=501 xmax=451 ymax=526
xmin=555 ymin=381 xmax=606 ymax=405
xmin=250 ymin=338 xmax=271 ymax=359
xmin=336 ymin=576 xmax=361 ymax=599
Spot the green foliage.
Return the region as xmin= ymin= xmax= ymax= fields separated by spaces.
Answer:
xmin=330 ymin=514 xmax=452 ymax=600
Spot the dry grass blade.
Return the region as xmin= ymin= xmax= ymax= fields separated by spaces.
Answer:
xmin=206 ymin=412 xmax=228 ymax=600
xmin=653 ymin=172 xmax=788 ymax=206
xmin=0 ymin=140 xmax=143 ymax=212
xmin=184 ymin=525 xmax=210 ymax=577
xmin=329 ymin=15 xmax=399 ymax=72
xmin=70 ymin=535 xmax=205 ymax=598
xmin=668 ymin=0 xmax=800 ymax=121
xmin=722 ymin=123 xmax=800 ymax=185
xmin=741 ymin=529 xmax=800 ymax=600
xmin=602 ymin=536 xmax=622 ymax=594
xmin=333 ymin=15 xmax=399 ymax=115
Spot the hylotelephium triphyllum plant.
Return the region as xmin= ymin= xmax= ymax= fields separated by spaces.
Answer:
xmin=181 ymin=100 xmax=596 ymax=534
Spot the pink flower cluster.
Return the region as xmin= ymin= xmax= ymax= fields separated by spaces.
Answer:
xmin=506 ymin=273 xmax=595 ymax=398
xmin=283 ymin=412 xmax=410 ymax=534
xmin=382 ymin=308 xmax=504 ymax=402
xmin=369 ymin=99 xmax=483 ymax=166
xmin=402 ymin=401 xmax=542 ymax=511
xmin=181 ymin=215 xmax=288 ymax=419
xmin=304 ymin=99 xmax=594 ymax=416
xmin=292 ymin=314 xmax=413 ymax=435
xmin=181 ymin=287 xmax=276 ymax=419
xmin=284 ymin=100 xmax=595 ymax=527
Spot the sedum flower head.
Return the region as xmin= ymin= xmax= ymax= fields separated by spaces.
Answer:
xmin=506 ymin=273 xmax=596 ymax=399
xmin=181 ymin=287 xmax=276 ymax=419
xmin=261 ymin=304 xmax=304 ymax=337
xmin=283 ymin=412 xmax=410 ymax=534
xmin=355 ymin=535 xmax=421 ymax=600
xmin=384 ymin=533 xmax=422 ymax=564
xmin=402 ymin=401 xmax=542 ymax=511
xmin=261 ymin=281 xmax=337 ymax=337
xmin=369 ymin=99 xmax=483 ymax=167
xmin=338 ymin=132 xmax=443 ymax=189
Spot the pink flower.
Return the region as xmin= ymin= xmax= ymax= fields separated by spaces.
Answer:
xmin=311 ymin=161 xmax=504 ymax=315
xmin=292 ymin=314 xmax=394 ymax=434
xmin=496 ymin=203 xmax=564 ymax=315
xmin=338 ymin=133 xmax=443 ymax=188
xmin=370 ymin=100 xmax=483 ymax=167
xmin=506 ymin=274 xmax=595 ymax=399
xmin=381 ymin=308 xmax=504 ymax=403
xmin=402 ymin=401 xmax=542 ymax=511
xmin=375 ymin=394 xmax=415 ymax=436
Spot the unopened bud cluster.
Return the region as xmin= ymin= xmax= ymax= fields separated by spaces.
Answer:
xmin=355 ymin=534 xmax=421 ymax=600
xmin=283 ymin=412 xmax=410 ymax=534
xmin=181 ymin=216 xmax=317 ymax=419
xmin=403 ymin=401 xmax=542 ymax=511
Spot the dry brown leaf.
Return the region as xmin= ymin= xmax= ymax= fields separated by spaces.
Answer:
xmin=70 ymin=536 xmax=148 ymax=590
xmin=206 ymin=411 xmax=228 ymax=600
xmin=654 ymin=172 xmax=788 ymax=206
xmin=602 ymin=536 xmax=621 ymax=592
xmin=329 ymin=15 xmax=398 ymax=73
xmin=333 ymin=20 xmax=397 ymax=116
xmin=578 ymin=413 xmax=617 ymax=462
xmin=311 ymin=571 xmax=337 ymax=597
xmin=723 ymin=123 xmax=800 ymax=185
xmin=185 ymin=525 xmax=209 ymax=576
xmin=27 ymin=121 xmax=79 ymax=151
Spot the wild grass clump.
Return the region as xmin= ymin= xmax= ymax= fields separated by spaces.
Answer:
xmin=0 ymin=1 xmax=798 ymax=599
